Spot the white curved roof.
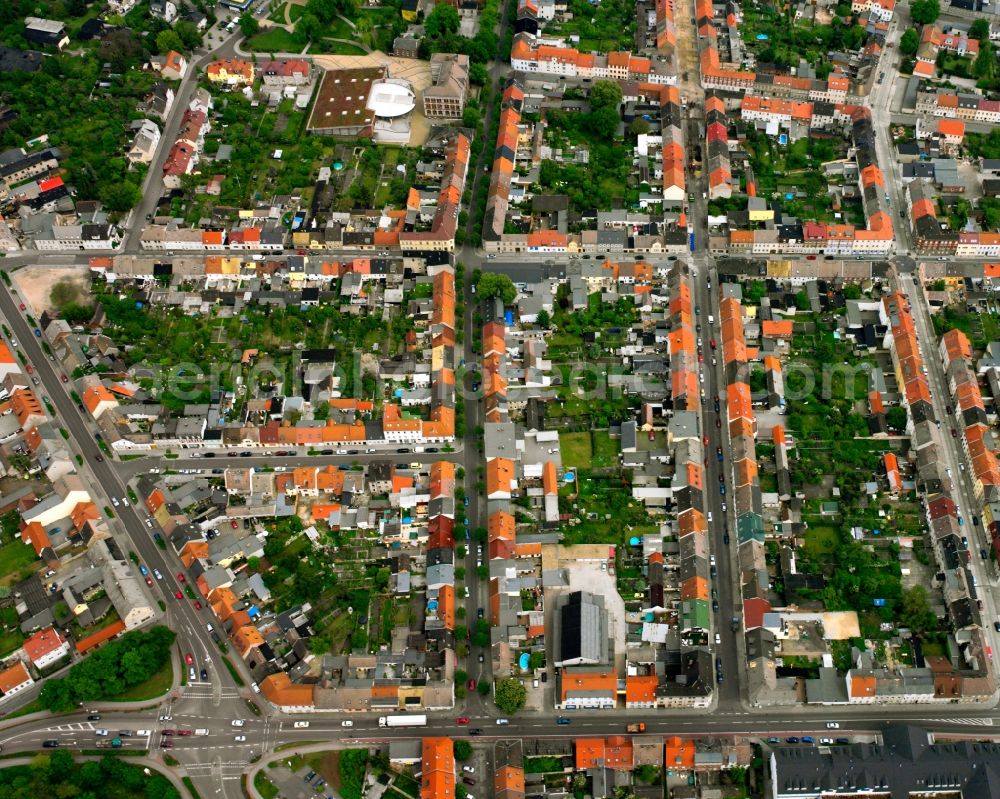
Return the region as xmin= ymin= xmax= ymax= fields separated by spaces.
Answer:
xmin=366 ymin=80 xmax=416 ymax=118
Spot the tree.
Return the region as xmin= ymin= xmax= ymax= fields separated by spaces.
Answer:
xmin=975 ymin=41 xmax=996 ymax=81
xmin=454 ymin=740 xmax=473 ymax=761
xmin=476 ymin=272 xmax=517 ymax=304
xmin=470 ymin=62 xmax=488 ymax=85
xmin=471 ymin=618 xmax=490 ymax=647
xmin=909 ymin=0 xmax=940 ymax=24
xmin=306 ymin=0 xmax=340 ymax=23
xmin=886 ymin=405 xmax=908 ymax=431
xmin=476 ymin=680 xmax=491 ymax=696
xmin=239 ymin=12 xmax=260 ymax=38
xmin=628 ymin=118 xmax=651 ymax=137
xmin=101 ymin=29 xmax=143 ymax=71
xmin=589 ymin=79 xmax=622 ymax=112
xmin=494 ymin=677 xmax=527 ymax=714
xmin=462 ymin=105 xmax=481 ymax=128
xmin=536 ymin=309 xmax=550 ymax=328
xmin=175 ymin=20 xmax=203 ymax=50
xmin=794 ymin=290 xmax=811 ymax=311
xmin=0 ymin=509 xmax=19 ymax=541
xmin=899 ymin=28 xmax=919 ymax=57
xmin=426 ymin=4 xmax=460 ymax=38
xmin=100 ymin=179 xmax=141 ymax=213
xmin=155 ymin=29 xmax=185 ymax=54
xmin=900 ymin=585 xmax=936 ymax=633
xmin=971 ymin=18 xmax=991 ymax=41
xmin=297 ymin=13 xmax=323 ymax=41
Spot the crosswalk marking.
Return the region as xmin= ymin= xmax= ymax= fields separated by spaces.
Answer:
xmin=922 ymin=717 xmax=994 ymax=726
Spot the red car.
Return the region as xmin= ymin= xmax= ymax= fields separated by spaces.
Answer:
xmin=176 ymin=573 xmax=186 ymax=583
xmin=703 ymin=435 xmax=709 ymax=446
xmin=177 ymin=730 xmax=192 ymax=736
xmin=174 ymin=590 xmax=183 ymax=599
xmin=230 ymin=520 xmax=238 ymax=529
xmin=698 ymin=353 xmax=704 ymax=363
xmin=193 ymin=601 xmax=202 ymax=610
xmin=709 ymin=339 xmax=716 ymax=349
xmin=145 ymin=577 xmax=153 ymax=586
xmin=185 ymin=653 xmax=194 ymax=665
xmin=61 ymin=374 xmax=68 ymax=383
xmin=25 ymin=364 xmax=31 ymax=374
xmin=161 ymin=729 xmax=176 ymax=736
xmin=296 ymin=249 xmax=306 ymax=255
xmin=468 ymin=679 xmax=476 ymax=691
xmin=18 ymin=303 xmax=25 ymax=311
xmin=456 ymin=717 xmax=470 ymax=725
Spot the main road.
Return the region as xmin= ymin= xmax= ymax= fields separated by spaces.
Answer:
xmin=2 ymin=702 xmax=998 ymax=761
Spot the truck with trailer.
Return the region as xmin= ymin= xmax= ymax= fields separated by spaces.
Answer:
xmin=379 ymin=715 xmax=428 ymax=728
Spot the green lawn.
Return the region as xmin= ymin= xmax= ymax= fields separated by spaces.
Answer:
xmin=0 ymin=626 xmax=24 ymax=659
xmin=560 ymin=432 xmax=592 ymax=469
xmin=591 ymin=431 xmax=620 ymax=468
xmin=316 ymin=40 xmax=369 ymax=55
xmin=802 ymin=525 xmax=841 ymax=559
xmin=0 ymin=540 xmax=37 ymax=586
xmin=109 ymin=659 xmax=173 ymax=702
xmin=247 ymin=27 xmax=303 ymax=53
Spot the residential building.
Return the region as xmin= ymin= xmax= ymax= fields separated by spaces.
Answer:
xmin=423 ymin=53 xmax=469 ymax=119
xmin=22 ymin=626 xmax=70 ymax=669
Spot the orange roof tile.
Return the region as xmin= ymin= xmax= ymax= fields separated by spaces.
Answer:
xmin=0 ymin=661 xmax=32 ymax=694
xmin=75 ymin=620 xmax=126 ymax=654
xmin=260 ymin=672 xmax=315 ymax=707
xmin=421 ymin=737 xmax=456 ymax=799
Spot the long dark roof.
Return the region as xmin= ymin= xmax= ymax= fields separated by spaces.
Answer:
xmin=772 ymin=725 xmax=1000 ymax=799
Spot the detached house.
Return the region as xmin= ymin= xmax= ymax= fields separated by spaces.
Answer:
xmin=127 ymin=119 xmax=161 ymax=165
xmin=206 ymin=59 xmax=255 ymax=87
xmin=23 ymin=18 xmax=69 ymax=50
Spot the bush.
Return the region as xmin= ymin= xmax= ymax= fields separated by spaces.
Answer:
xmin=338 ymin=749 xmax=369 ymax=799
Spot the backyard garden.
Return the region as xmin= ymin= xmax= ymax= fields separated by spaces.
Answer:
xmin=741 ymin=129 xmax=852 ymax=223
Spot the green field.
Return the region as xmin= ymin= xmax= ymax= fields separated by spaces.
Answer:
xmin=802 ymin=525 xmax=841 ymax=559
xmin=560 ymin=432 xmax=592 ymax=469
xmin=0 ymin=540 xmax=37 ymax=586
xmin=590 ymin=431 xmax=620 ymax=468
xmin=559 ymin=431 xmax=620 ymax=470
xmin=246 ymin=27 xmax=303 ymax=53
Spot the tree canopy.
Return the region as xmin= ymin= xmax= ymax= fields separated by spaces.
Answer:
xmin=476 ymin=273 xmax=517 ymax=304
xmin=39 ymin=626 xmax=175 ymax=712
xmin=239 ymin=12 xmax=260 ymax=38
xmin=0 ymin=752 xmax=180 ymax=799
xmin=494 ymin=677 xmax=527 ymax=714
xmin=909 ymin=0 xmax=940 ymax=24
xmin=899 ymin=28 xmax=919 ymax=57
